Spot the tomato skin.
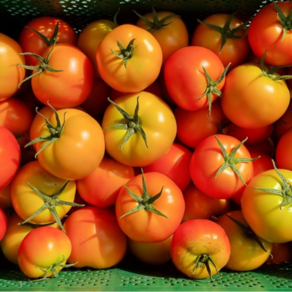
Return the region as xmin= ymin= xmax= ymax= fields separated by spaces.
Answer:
xmin=76 ymin=155 xmax=135 ymax=208
xmin=265 ymin=243 xmax=292 ymax=265
xmin=96 ymin=24 xmax=163 ymax=93
xmin=190 ymin=134 xmax=253 ymax=199
xmin=241 ymin=168 xmax=292 ymax=243
xmin=18 ymin=226 xmax=72 ymax=279
xmin=19 ymin=16 xmax=77 ymax=67
xmin=0 ymin=33 xmax=26 ymax=101
xmin=115 ymin=172 xmax=185 ymax=243
xmin=102 ymin=91 xmax=176 ymax=167
xmin=221 ymin=62 xmax=290 ymax=129
xmin=64 ymin=206 xmax=127 ymax=269
xmin=191 ymin=13 xmax=250 ymax=69
xmin=0 ymin=184 xmax=12 ymax=210
xmin=275 ymin=102 xmax=292 ymax=138
xmin=0 ymin=208 xmax=7 ymax=241
xmin=275 ymin=129 xmax=292 ymax=171
xmin=170 ymin=219 xmax=230 ymax=279
xmin=216 ymin=210 xmax=272 ymax=271
xmin=248 ymin=2 xmax=292 ymax=66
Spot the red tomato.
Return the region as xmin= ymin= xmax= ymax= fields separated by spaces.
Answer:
xmin=19 ymin=16 xmax=77 ymax=67
xmin=164 ymin=46 xmax=226 ymax=112
xmin=18 ymin=226 xmax=72 ymax=280
xmin=0 ymin=184 xmax=12 ymax=210
xmin=275 ymin=102 xmax=292 ymax=138
xmin=0 ymin=208 xmax=7 ymax=241
xmin=275 ymin=128 xmax=292 ymax=171
xmin=245 ymin=138 xmax=275 ymax=157
xmin=64 ymin=206 xmax=127 ymax=269
xmin=115 ymin=171 xmax=185 ymax=243
xmin=170 ymin=219 xmax=231 ymax=279
xmin=265 ymin=243 xmax=292 ymax=265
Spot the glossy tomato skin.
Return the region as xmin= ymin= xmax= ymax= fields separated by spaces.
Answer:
xmin=248 ymin=1 xmax=292 ymax=66
xmin=18 ymin=226 xmax=72 ymax=279
xmin=19 ymin=16 xmax=77 ymax=67
xmin=102 ymin=91 xmax=176 ymax=167
xmin=96 ymin=24 xmax=163 ymax=93
xmin=275 ymin=129 xmax=292 ymax=171
xmin=171 ymin=219 xmax=231 ymax=279
xmin=241 ymin=169 xmax=292 ymax=243
xmin=164 ymin=46 xmax=225 ymax=111
xmin=0 ymin=33 xmax=26 ymax=101
xmin=64 ymin=206 xmax=127 ymax=269
xmin=0 ymin=208 xmax=7 ymax=241
xmin=221 ymin=62 xmax=290 ymax=129
xmin=191 ymin=13 xmax=250 ymax=69
xmin=190 ymin=134 xmax=253 ymax=199
xmin=115 ymin=172 xmax=185 ymax=243
xmin=216 ymin=210 xmax=272 ymax=271
xmin=136 ymin=11 xmax=189 ymax=66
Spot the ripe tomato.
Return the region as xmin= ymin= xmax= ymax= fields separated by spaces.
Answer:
xmin=0 ymin=208 xmax=7 ymax=241
xmin=190 ymin=134 xmax=254 ymax=199
xmin=19 ymin=16 xmax=77 ymax=67
xmin=102 ymin=91 xmax=176 ymax=167
xmin=265 ymin=243 xmax=292 ymax=265
xmin=216 ymin=210 xmax=272 ymax=271
xmin=275 ymin=128 xmax=292 ymax=171
xmin=115 ymin=171 xmax=185 ymax=243
xmin=170 ymin=219 xmax=231 ymax=279
xmin=275 ymin=102 xmax=292 ymax=138
xmin=96 ymin=24 xmax=163 ymax=93
xmin=135 ymin=8 xmax=189 ymax=65
xmin=191 ymin=13 xmax=250 ymax=69
xmin=248 ymin=1 xmax=292 ymax=66
xmin=64 ymin=206 xmax=127 ymax=269
xmin=18 ymin=226 xmax=72 ymax=280
xmin=164 ymin=46 xmax=226 ymax=112
xmin=0 ymin=33 xmax=26 ymax=101
xmin=0 ymin=126 xmax=21 ymax=190
xmin=221 ymin=62 xmax=290 ymax=129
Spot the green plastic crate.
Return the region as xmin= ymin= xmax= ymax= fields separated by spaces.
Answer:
xmin=1 ymin=0 xmax=292 ymax=290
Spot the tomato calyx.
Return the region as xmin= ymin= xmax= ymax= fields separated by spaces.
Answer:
xmin=197 ymin=12 xmax=248 ymax=53
xmin=254 ymin=160 xmax=292 ymax=210
xmin=214 ymin=136 xmax=259 ymax=186
xmin=196 ymin=63 xmax=230 ymax=116
xmin=192 ymin=253 xmax=219 ymax=281
xmin=18 ymin=181 xmax=84 ymax=233
xmin=104 ymin=96 xmax=148 ymax=151
xmin=111 ymin=38 xmax=135 ymax=68
xmin=119 ymin=169 xmax=168 ymax=219
xmin=134 ymin=6 xmax=180 ymax=32
xmin=224 ymin=214 xmax=272 ymax=257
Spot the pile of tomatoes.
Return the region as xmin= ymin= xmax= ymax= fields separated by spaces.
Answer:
xmin=1 ymin=0 xmax=292 ymax=282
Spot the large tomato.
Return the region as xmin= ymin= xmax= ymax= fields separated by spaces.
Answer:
xmin=96 ymin=24 xmax=163 ymax=93
xmin=115 ymin=171 xmax=185 ymax=243
xmin=0 ymin=33 xmax=26 ymax=101
xmin=63 ymin=206 xmax=127 ymax=269
xmin=102 ymin=91 xmax=176 ymax=167
xmin=170 ymin=219 xmax=231 ymax=279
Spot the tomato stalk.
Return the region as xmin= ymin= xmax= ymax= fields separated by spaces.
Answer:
xmin=104 ymin=96 xmax=148 ymax=151
xmin=18 ymin=181 xmax=84 ymax=233
xmin=192 ymin=253 xmax=219 ymax=281
xmin=111 ymin=39 xmax=136 ymax=68
xmin=119 ymin=169 xmax=168 ymax=219
xmin=214 ymin=136 xmax=259 ymax=185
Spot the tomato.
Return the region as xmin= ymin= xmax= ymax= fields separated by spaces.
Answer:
xmin=216 ymin=210 xmax=272 ymax=271
xmin=190 ymin=134 xmax=254 ymax=199
xmin=19 ymin=16 xmax=77 ymax=67
xmin=11 ymin=160 xmax=77 ymax=231
xmin=115 ymin=171 xmax=185 ymax=243
xmin=241 ymin=166 xmax=292 ymax=243
xmin=29 ymin=107 xmax=105 ymax=180
xmin=0 ymin=126 xmax=21 ymax=190
xmin=77 ymin=19 xmax=116 ymax=78
xmin=174 ymin=100 xmax=227 ymax=149
xmin=182 ymin=183 xmax=231 ymax=223
xmin=221 ymin=62 xmax=290 ymax=129
xmin=76 ymin=155 xmax=135 ymax=208
xmin=143 ymin=142 xmax=192 ymax=191
xmin=63 ymin=206 xmax=127 ymax=269
xmin=248 ymin=1 xmax=292 ymax=66
xmin=96 ymin=24 xmax=163 ymax=93
xmin=191 ymin=13 xmax=250 ymax=69
xmin=18 ymin=226 xmax=72 ymax=280
xmin=128 ymin=234 xmax=173 ymax=265
xmin=275 ymin=102 xmax=292 ymax=138
xmin=164 ymin=46 xmax=227 ymax=112
xmin=0 ymin=184 xmax=12 ymax=210
xmin=170 ymin=219 xmax=231 ymax=279
xmin=0 ymin=33 xmax=26 ymax=101
xmin=102 ymin=91 xmax=176 ymax=167
xmin=265 ymin=243 xmax=292 ymax=265
xmin=275 ymin=128 xmax=292 ymax=171
xmin=135 ymin=8 xmax=189 ymax=66
xmin=0 ymin=208 xmax=7 ymax=241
